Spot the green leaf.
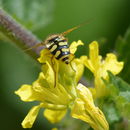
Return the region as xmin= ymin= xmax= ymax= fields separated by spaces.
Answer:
xmin=119 ymin=91 xmax=130 ymax=101
xmin=116 ymin=93 xmax=130 ymax=119
xmin=103 ymin=103 xmax=120 ymax=124
xmin=0 ymin=0 xmax=54 ymax=31
xmin=116 ymin=28 xmax=130 ymax=83
xmin=107 ymin=71 xmax=130 ymax=92
xmin=104 ymin=72 xmax=130 ymax=119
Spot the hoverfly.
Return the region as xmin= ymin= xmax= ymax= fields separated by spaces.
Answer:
xmin=26 ymin=21 xmax=89 ymax=64
xmin=26 ymin=21 xmax=90 ymax=87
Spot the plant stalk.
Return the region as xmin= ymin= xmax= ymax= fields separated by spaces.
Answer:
xmin=0 ymin=8 xmax=44 ymax=59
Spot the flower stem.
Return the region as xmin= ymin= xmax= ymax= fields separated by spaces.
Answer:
xmin=0 ymin=8 xmax=44 ymax=60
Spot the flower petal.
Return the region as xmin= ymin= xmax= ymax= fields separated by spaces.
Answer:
xmin=71 ymin=98 xmax=93 ymax=123
xmin=44 ymin=109 xmax=67 ymax=123
xmin=81 ymin=56 xmax=95 ymax=73
xmin=82 ymin=41 xmax=124 ymax=98
xmin=45 ymin=62 xmax=56 ymax=88
xmin=89 ymin=41 xmax=101 ymax=71
xmin=71 ymin=83 xmax=109 ymax=130
xmin=52 ymin=128 xmax=58 ymax=130
xmin=89 ymin=41 xmax=99 ymax=62
xmin=15 ymin=85 xmax=40 ymax=102
xmin=102 ymin=53 xmax=124 ymax=78
xmin=70 ymin=40 xmax=84 ymax=54
xmin=77 ymin=83 xmax=94 ymax=103
xmin=38 ymin=49 xmax=52 ymax=63
xmin=22 ymin=105 xmax=41 ymax=128
xmin=74 ymin=58 xmax=84 ymax=83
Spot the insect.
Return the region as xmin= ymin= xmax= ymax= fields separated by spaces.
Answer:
xmin=44 ymin=34 xmax=70 ymax=64
xmin=26 ymin=21 xmax=90 ymax=87
xmin=26 ymin=21 xmax=89 ymax=64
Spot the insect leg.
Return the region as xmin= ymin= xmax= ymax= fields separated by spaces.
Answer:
xmin=24 ymin=43 xmax=43 ymax=52
xmin=50 ymin=57 xmax=57 ymax=88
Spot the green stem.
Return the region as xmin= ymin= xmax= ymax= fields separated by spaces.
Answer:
xmin=0 ymin=8 xmax=44 ymax=60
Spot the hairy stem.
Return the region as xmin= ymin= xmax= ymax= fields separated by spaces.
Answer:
xmin=0 ymin=8 xmax=44 ymax=59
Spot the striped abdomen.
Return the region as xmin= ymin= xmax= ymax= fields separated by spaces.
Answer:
xmin=46 ymin=36 xmax=70 ymax=64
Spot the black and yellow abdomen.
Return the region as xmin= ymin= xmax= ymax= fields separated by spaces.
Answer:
xmin=27 ymin=21 xmax=88 ymax=65
xmin=45 ymin=35 xmax=70 ymax=64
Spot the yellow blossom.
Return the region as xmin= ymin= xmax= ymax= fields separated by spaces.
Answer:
xmin=44 ymin=109 xmax=67 ymax=123
xmin=71 ymin=83 xmax=109 ymax=130
xmin=81 ymin=41 xmax=124 ymax=98
xmin=52 ymin=128 xmax=58 ymax=130
xmin=21 ymin=104 xmax=41 ymax=128
xmin=15 ymin=40 xmax=109 ymax=130
xmin=15 ymin=40 xmax=84 ymax=128
xmin=69 ymin=40 xmax=84 ymax=54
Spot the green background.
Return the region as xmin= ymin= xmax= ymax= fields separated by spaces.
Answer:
xmin=0 ymin=0 xmax=130 ymax=130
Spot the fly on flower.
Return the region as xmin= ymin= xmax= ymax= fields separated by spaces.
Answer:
xmin=26 ymin=21 xmax=90 ymax=87
xmin=26 ymin=21 xmax=90 ymax=64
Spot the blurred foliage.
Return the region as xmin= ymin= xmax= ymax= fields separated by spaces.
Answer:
xmin=105 ymin=72 xmax=130 ymax=119
xmin=0 ymin=0 xmax=54 ymax=31
xmin=101 ymin=72 xmax=130 ymax=130
xmin=0 ymin=0 xmax=130 ymax=130
xmin=116 ymin=28 xmax=130 ymax=83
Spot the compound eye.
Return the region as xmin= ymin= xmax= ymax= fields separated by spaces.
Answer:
xmin=54 ymin=37 xmax=62 ymax=43
xmin=48 ymin=36 xmax=59 ymax=43
xmin=54 ymin=37 xmax=59 ymax=41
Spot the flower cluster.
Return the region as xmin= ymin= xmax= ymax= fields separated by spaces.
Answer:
xmin=15 ymin=40 xmax=123 ymax=129
xmin=81 ymin=41 xmax=123 ymax=98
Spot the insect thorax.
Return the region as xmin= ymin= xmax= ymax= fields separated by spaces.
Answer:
xmin=45 ymin=35 xmax=70 ymax=64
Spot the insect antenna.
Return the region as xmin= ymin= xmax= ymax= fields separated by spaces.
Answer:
xmin=24 ymin=42 xmax=44 ymax=52
xmin=61 ymin=20 xmax=92 ymax=36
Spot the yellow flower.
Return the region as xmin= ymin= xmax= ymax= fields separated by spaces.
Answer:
xmin=71 ymin=83 xmax=109 ymax=130
xmin=21 ymin=104 xmax=42 ymax=128
xmin=52 ymin=128 xmax=58 ymax=130
xmin=44 ymin=109 xmax=67 ymax=123
xmin=15 ymin=40 xmax=84 ymax=128
xmin=15 ymin=40 xmax=109 ymax=129
xmin=81 ymin=41 xmax=124 ymax=98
